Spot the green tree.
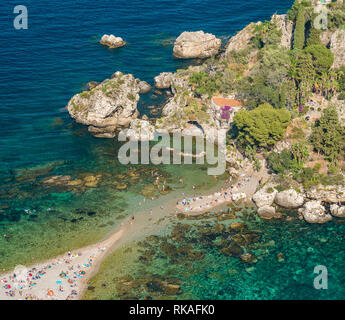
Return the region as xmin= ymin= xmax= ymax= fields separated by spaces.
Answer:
xmin=306 ymin=26 xmax=321 ymax=46
xmin=304 ymin=45 xmax=334 ymax=74
xmin=309 ymin=106 xmax=345 ymax=161
xmin=234 ymin=103 xmax=291 ymax=149
xmin=293 ymin=7 xmax=306 ymax=50
xmin=267 ymin=149 xmax=295 ymax=175
xmin=291 ymin=141 xmax=309 ymax=165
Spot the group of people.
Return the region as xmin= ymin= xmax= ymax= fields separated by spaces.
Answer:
xmin=0 ymin=248 xmax=104 ymax=300
xmin=175 ymin=174 xmax=260 ymax=214
xmin=177 ymin=190 xmax=233 ymax=213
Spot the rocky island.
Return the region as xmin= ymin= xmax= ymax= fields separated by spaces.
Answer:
xmin=67 ymin=0 xmax=345 ymax=224
xmin=100 ymin=34 xmax=127 ymax=49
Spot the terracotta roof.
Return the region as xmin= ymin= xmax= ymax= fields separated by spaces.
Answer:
xmin=212 ymin=97 xmax=242 ymax=107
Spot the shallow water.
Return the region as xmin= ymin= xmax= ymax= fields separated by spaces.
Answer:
xmin=0 ymin=0 xmax=293 ymax=271
xmin=4 ymin=0 xmax=344 ymax=300
xmin=85 ymin=207 xmax=345 ymax=300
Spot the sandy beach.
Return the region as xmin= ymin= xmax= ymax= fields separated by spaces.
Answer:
xmin=0 ymin=162 xmax=267 ymax=300
xmin=0 ymin=187 xmax=191 ymax=300
xmin=0 ymin=226 xmax=126 ymax=300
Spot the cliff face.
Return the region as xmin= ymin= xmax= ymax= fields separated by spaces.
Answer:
xmin=225 ymin=22 xmax=257 ymax=58
xmin=67 ymin=72 xmax=140 ymax=138
xmin=330 ymin=29 xmax=345 ymax=69
xmin=225 ymin=13 xmax=293 ymax=60
xmin=271 ymin=14 xmax=294 ymax=49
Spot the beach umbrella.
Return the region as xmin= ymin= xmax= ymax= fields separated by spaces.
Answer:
xmin=47 ymin=289 xmax=54 ymax=296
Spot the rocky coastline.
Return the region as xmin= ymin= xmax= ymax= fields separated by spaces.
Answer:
xmin=67 ymin=1 xmax=345 ymax=225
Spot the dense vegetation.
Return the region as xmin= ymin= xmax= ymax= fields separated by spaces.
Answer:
xmin=309 ymin=106 xmax=345 ymax=161
xmin=181 ymin=0 xmax=345 ymax=189
xmin=233 ymin=103 xmax=291 ymax=149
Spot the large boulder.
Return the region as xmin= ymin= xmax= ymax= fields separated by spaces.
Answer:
xmin=275 ymin=189 xmax=304 ymax=209
xmin=298 ymin=201 xmax=332 ymax=224
xmin=253 ymin=186 xmax=278 ymax=208
xmin=257 ymin=205 xmax=281 ymax=220
xmin=154 ymin=72 xmax=174 ymax=89
xmin=330 ymin=204 xmax=345 ymax=218
xmin=271 ymin=14 xmax=293 ymax=49
xmin=173 ymin=31 xmax=221 ymax=59
xmin=100 ymin=34 xmax=126 ymax=49
xmin=330 ymin=29 xmax=345 ymax=69
xmin=138 ymin=81 xmax=152 ymax=94
xmin=67 ymin=72 xmax=140 ymax=138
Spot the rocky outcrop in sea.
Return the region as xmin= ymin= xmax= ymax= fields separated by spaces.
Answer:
xmin=67 ymin=71 xmax=140 ymax=138
xmin=100 ymin=34 xmax=126 ymax=49
xmin=173 ymin=31 xmax=221 ymax=59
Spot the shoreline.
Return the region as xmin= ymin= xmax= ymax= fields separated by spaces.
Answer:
xmin=0 ymin=177 xmax=229 ymax=300
xmin=176 ymin=161 xmax=267 ymax=214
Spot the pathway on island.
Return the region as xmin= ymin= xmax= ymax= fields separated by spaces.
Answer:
xmin=0 ymin=228 xmax=125 ymax=300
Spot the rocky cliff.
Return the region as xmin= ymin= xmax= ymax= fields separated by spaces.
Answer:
xmin=173 ymin=31 xmax=222 ymax=59
xmin=67 ymin=72 xmax=140 ymax=138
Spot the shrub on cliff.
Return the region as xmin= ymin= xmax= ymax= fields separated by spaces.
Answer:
xmin=306 ymin=26 xmax=321 ymax=46
xmin=233 ymin=103 xmax=291 ymax=149
xmin=309 ymin=106 xmax=345 ymax=162
xmin=304 ymin=45 xmax=334 ymax=74
xmin=239 ymin=47 xmax=291 ymax=109
xmin=189 ymin=71 xmax=221 ymax=97
xmin=293 ymin=7 xmax=306 ymax=50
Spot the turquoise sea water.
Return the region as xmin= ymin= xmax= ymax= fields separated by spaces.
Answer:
xmin=85 ymin=207 xmax=345 ymax=300
xmin=2 ymin=0 xmax=345 ymax=300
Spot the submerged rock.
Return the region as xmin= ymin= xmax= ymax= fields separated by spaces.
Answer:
xmin=67 ymin=72 xmax=140 ymax=138
xmin=240 ymin=253 xmax=257 ymax=264
xmin=100 ymin=34 xmax=126 ymax=49
xmin=298 ymin=201 xmax=332 ymax=224
xmin=229 ymin=222 xmax=247 ymax=231
xmin=219 ymin=242 xmax=243 ymax=257
xmin=138 ymin=81 xmax=152 ymax=94
xmin=275 ymin=189 xmax=304 ymax=209
xmin=173 ymin=31 xmax=221 ymax=59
